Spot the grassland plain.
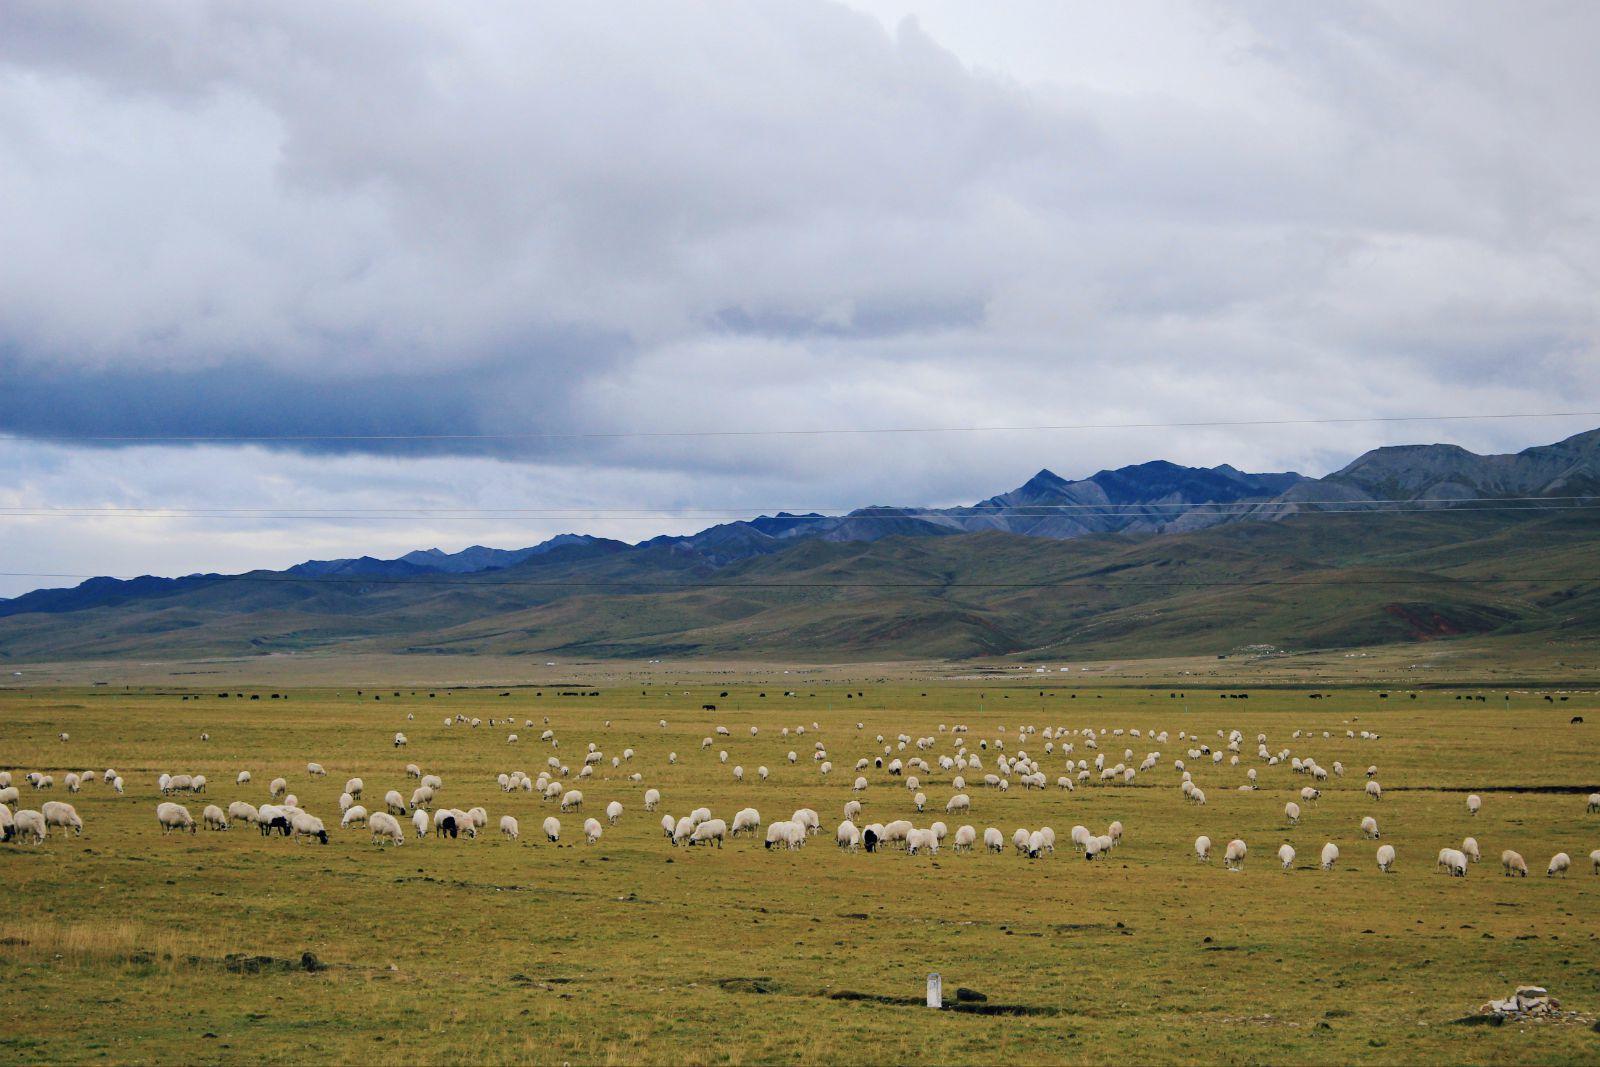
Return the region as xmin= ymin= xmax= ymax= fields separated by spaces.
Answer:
xmin=3 ymin=680 xmax=1599 ymax=1065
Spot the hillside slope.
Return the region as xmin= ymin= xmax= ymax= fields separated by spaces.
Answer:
xmin=2 ymin=510 xmax=1595 ymax=662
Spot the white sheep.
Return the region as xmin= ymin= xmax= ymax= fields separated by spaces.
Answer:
xmin=945 ymin=793 xmax=971 ymax=815
xmin=1462 ymin=837 xmax=1480 ymax=863
xmin=644 ymin=788 xmax=661 ymax=812
xmin=156 ymin=802 xmax=196 ymax=834
xmin=1278 ymin=843 xmax=1295 ymax=870
xmin=560 ymin=789 xmax=583 ymax=812
xmin=953 ymin=825 xmax=976 ymax=852
xmin=537 ymin=815 xmax=558 ymax=842
xmin=1376 ymin=844 xmax=1396 ymax=872
xmin=370 ymin=812 xmax=405 ymax=845
xmin=1285 ymin=802 xmax=1300 ymax=826
xmin=984 ymin=826 xmax=1004 ymax=853
xmin=1588 ymin=793 xmax=1600 ymax=814
xmin=1361 ymin=816 xmax=1380 ymax=839
xmin=1224 ymin=839 xmax=1247 ymax=870
xmin=1194 ymin=835 xmax=1212 ymax=862
xmin=64 ymin=773 xmax=80 ymax=793
xmin=12 ymin=809 xmax=47 ymax=843
xmin=41 ymin=800 xmax=83 ymax=835
xmin=1501 ymin=849 xmax=1528 ymax=876
xmin=764 ymin=820 xmax=805 ymax=850
xmin=688 ymin=818 xmax=725 ymax=847
xmin=836 ymin=819 xmax=861 ymax=851
xmin=1547 ymin=852 xmax=1571 ymax=877
xmin=344 ymin=777 xmax=364 ymax=798
xmin=203 ymin=804 xmax=230 ymax=831
xmin=1590 ymin=849 xmax=1600 ymax=874
xmin=1365 ymin=780 xmax=1382 ymax=802
xmin=1320 ymin=842 xmax=1339 ymax=870
xmin=290 ymin=811 xmax=328 ymax=844
xmin=1466 ymin=794 xmax=1481 ymax=816
xmin=412 ymin=808 xmax=429 ymax=838
xmin=341 ymin=805 xmax=369 ymax=828
xmin=268 ymin=777 xmax=288 ymax=798
xmin=307 ymin=763 xmax=326 ymax=777
xmin=732 ymin=808 xmax=761 ymax=837
xmin=1437 ymin=847 xmax=1466 ymax=877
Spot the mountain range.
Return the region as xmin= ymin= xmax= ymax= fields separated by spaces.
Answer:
xmin=1 ymin=428 xmax=1597 ymax=662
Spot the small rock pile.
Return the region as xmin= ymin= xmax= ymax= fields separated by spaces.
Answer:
xmin=1481 ymin=986 xmax=1559 ymax=1019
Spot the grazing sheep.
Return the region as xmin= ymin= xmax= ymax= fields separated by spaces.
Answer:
xmin=370 ymin=812 xmax=405 ymax=845
xmin=560 ymin=789 xmax=583 ymax=812
xmin=1590 ymin=849 xmax=1600 ymax=874
xmin=341 ymin=805 xmax=369 ymax=828
xmin=1320 ymin=842 xmax=1339 ymax=870
xmin=945 ymin=793 xmax=971 ymax=815
xmin=1376 ymin=844 xmax=1396 ymax=872
xmin=1224 ymin=839 xmax=1247 ymax=870
xmin=12 ymin=809 xmax=48 ymax=844
xmin=1277 ymin=843 xmax=1295 ymax=870
xmin=1365 ymin=781 xmax=1382 ymax=802
xmin=41 ymin=801 xmax=83 ymax=835
xmin=268 ymin=777 xmax=288 ymax=798
xmin=1466 ymin=794 xmax=1481 ymax=816
xmin=584 ymin=817 xmax=605 ymax=844
xmin=792 ymin=808 xmax=820 ymax=836
xmin=764 ymin=820 xmax=805 ymax=850
xmin=64 ymin=773 xmax=80 ymax=793
xmin=1194 ymin=835 xmax=1212 ymax=862
xmin=1462 ymin=837 xmax=1481 ymax=863
xmin=688 ymin=818 xmax=725 ymax=847
xmin=836 ymin=819 xmax=861 ymax=851
xmin=290 ymin=811 xmax=328 ymax=844
xmin=1285 ymin=802 xmax=1300 ymax=826
xmin=432 ymin=809 xmax=461 ymax=839
xmin=228 ymin=801 xmax=258 ymax=825
xmin=0 ymin=804 xmax=13 ymax=842
xmin=984 ymin=826 xmax=1004 ymax=853
xmin=1501 ymin=850 xmax=1528 ymax=876
xmin=907 ymin=827 xmax=939 ymax=855
xmin=1437 ymin=847 xmax=1467 ymax=876
xmin=412 ymin=809 xmax=429 ymax=839
xmin=307 ymin=763 xmax=326 ymax=777
xmin=536 ymin=815 xmax=558 ymax=842
xmin=1361 ymin=816 xmax=1380 ymax=839
xmin=203 ymin=804 xmax=230 ymax=831
xmin=1586 ymin=792 xmax=1600 ymax=814
xmin=953 ymin=825 xmax=976 ymax=852
xmin=1547 ymin=852 xmax=1571 ymax=877
xmin=156 ymin=802 xmax=196 ymax=834
xmin=237 ymin=771 xmax=252 ymax=786
xmin=913 ymin=792 xmax=926 ymax=813
xmin=732 ymin=808 xmax=762 ymax=837
xmin=339 ymin=792 xmax=356 ymax=813
xmin=344 ymin=777 xmax=364 ymax=798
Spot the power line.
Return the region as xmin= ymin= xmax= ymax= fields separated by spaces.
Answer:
xmin=0 ymin=570 xmax=1588 ymax=590
xmin=1 ymin=500 xmax=1595 ymax=521
xmin=4 ymin=409 xmax=1597 ymax=444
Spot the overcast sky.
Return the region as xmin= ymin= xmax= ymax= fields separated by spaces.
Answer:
xmin=2 ymin=1 xmax=1597 ymax=596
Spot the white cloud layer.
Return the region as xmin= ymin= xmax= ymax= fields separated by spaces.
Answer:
xmin=1 ymin=1 xmax=1597 ymax=595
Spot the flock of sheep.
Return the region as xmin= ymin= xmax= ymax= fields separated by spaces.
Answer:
xmin=4 ymin=708 xmax=1598 ymax=888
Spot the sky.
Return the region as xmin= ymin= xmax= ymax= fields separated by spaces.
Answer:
xmin=2 ymin=1 xmax=1597 ymax=597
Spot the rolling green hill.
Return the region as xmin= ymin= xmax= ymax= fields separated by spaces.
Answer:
xmin=2 ymin=509 xmax=1596 ymax=663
